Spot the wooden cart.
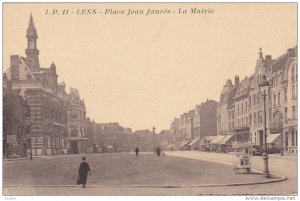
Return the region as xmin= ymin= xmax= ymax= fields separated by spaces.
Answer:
xmin=232 ymin=142 xmax=254 ymax=174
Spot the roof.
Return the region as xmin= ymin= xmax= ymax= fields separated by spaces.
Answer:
xmin=234 ymin=77 xmax=250 ymax=99
xmin=225 ymin=79 xmax=233 ymax=86
xmin=272 ymin=53 xmax=288 ymax=72
xmin=7 ymin=135 xmax=22 ymax=145
xmin=227 ymin=86 xmax=238 ymax=107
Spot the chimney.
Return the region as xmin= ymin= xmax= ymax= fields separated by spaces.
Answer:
xmin=10 ymin=55 xmax=20 ymax=81
xmin=287 ymin=48 xmax=296 ymax=58
xmin=235 ymin=75 xmax=240 ymax=86
xmin=265 ymin=55 xmax=272 ymax=62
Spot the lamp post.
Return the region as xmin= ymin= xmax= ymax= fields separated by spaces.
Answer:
xmin=258 ymin=74 xmax=271 ymax=178
xmin=279 ymin=114 xmax=284 ymax=156
xmin=153 ymin=126 xmax=156 ymax=151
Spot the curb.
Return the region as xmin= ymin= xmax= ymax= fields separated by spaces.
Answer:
xmin=3 ymin=176 xmax=286 ymax=188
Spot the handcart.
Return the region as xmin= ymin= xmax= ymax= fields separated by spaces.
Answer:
xmin=232 ymin=142 xmax=255 ymax=174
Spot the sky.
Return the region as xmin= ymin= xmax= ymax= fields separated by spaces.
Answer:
xmin=3 ymin=3 xmax=297 ymax=132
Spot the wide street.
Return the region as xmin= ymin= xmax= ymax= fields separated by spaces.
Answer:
xmin=3 ymin=151 xmax=297 ymax=196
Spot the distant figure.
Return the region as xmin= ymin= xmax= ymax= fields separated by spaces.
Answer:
xmin=78 ymin=156 xmax=91 ymax=188
xmin=156 ymin=147 xmax=161 ymax=156
xmin=135 ymin=147 xmax=139 ymax=157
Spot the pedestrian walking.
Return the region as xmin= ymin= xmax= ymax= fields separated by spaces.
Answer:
xmin=135 ymin=147 xmax=139 ymax=157
xmin=78 ymin=156 xmax=91 ymax=188
xmin=156 ymin=147 xmax=161 ymax=156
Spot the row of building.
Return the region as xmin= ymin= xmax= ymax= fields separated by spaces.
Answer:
xmin=168 ymin=99 xmax=218 ymax=151
xmin=3 ymin=15 xmax=169 ymax=158
xmin=169 ymin=47 xmax=297 ymax=155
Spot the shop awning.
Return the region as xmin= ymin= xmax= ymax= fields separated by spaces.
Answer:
xmin=53 ymin=122 xmax=65 ymax=127
xmin=210 ymin=135 xmax=226 ymax=144
xmin=167 ymin=144 xmax=173 ymax=149
xmin=188 ymin=138 xmax=200 ymax=146
xmin=7 ymin=135 xmax=22 ymax=146
xmin=179 ymin=140 xmax=190 ymax=147
xmin=106 ymin=145 xmax=114 ymax=149
xmin=267 ymin=134 xmax=281 ymax=144
xmin=218 ymin=134 xmax=234 ymax=145
xmin=178 ymin=141 xmax=185 ymax=147
xmin=201 ymin=136 xmax=217 ymax=145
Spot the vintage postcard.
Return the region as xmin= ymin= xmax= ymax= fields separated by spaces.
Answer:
xmin=2 ymin=2 xmax=297 ymax=198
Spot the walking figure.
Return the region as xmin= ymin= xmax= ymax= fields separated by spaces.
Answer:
xmin=156 ymin=147 xmax=161 ymax=156
xmin=78 ymin=156 xmax=91 ymax=188
xmin=135 ymin=147 xmax=139 ymax=157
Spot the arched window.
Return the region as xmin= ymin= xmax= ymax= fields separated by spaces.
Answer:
xmin=71 ymin=129 xmax=78 ymax=137
xmin=241 ymin=103 xmax=243 ymax=114
xmin=273 ymin=111 xmax=282 ymax=123
xmin=273 ymin=94 xmax=276 ymax=107
xmin=278 ymin=92 xmax=281 ymax=105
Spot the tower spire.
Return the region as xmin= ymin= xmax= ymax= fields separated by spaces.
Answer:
xmin=25 ymin=13 xmax=40 ymax=70
xmin=26 ymin=13 xmax=37 ymax=39
xmin=30 ymin=13 xmax=33 ymax=23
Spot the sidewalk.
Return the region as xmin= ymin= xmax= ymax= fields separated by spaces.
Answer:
xmin=165 ymin=151 xmax=297 ymax=179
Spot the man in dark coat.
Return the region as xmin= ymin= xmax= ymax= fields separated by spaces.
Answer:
xmin=79 ymin=156 xmax=91 ymax=188
xmin=135 ymin=147 xmax=139 ymax=157
xmin=156 ymin=147 xmax=161 ymax=156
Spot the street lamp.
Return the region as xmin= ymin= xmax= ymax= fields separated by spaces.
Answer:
xmin=258 ymin=74 xmax=271 ymax=178
xmin=153 ymin=126 xmax=156 ymax=151
xmin=279 ymin=114 xmax=284 ymax=156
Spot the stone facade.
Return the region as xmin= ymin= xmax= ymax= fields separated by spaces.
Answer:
xmin=199 ymin=100 xmax=218 ymax=138
xmin=169 ymin=99 xmax=218 ymax=149
xmin=269 ymin=47 xmax=298 ymax=154
xmin=216 ymin=47 xmax=297 ymax=154
xmin=233 ymin=76 xmax=250 ymax=142
xmin=66 ymin=88 xmax=88 ymax=154
xmin=3 ymin=79 xmax=30 ymax=158
xmin=4 ymin=15 xmax=69 ymax=156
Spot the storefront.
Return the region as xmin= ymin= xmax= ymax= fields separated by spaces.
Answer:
xmin=188 ymin=138 xmax=200 ymax=150
xmin=68 ymin=138 xmax=89 ymax=154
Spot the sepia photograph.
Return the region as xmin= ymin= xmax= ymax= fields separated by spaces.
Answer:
xmin=2 ymin=2 xmax=298 ymax=198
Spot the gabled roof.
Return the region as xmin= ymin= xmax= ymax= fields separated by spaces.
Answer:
xmin=227 ymin=85 xmax=238 ymax=108
xmin=272 ymin=53 xmax=288 ymax=72
xmin=4 ymin=56 xmax=36 ymax=81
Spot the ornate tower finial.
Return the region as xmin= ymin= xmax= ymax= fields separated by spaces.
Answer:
xmin=30 ymin=13 xmax=33 ymax=23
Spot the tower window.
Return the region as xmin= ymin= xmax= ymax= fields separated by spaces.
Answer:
xmin=29 ymin=40 xmax=35 ymax=49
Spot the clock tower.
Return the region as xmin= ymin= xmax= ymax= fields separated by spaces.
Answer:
xmin=25 ymin=14 xmax=40 ymax=71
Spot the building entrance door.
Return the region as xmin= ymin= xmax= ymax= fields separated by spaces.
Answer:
xmin=70 ymin=141 xmax=78 ymax=154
